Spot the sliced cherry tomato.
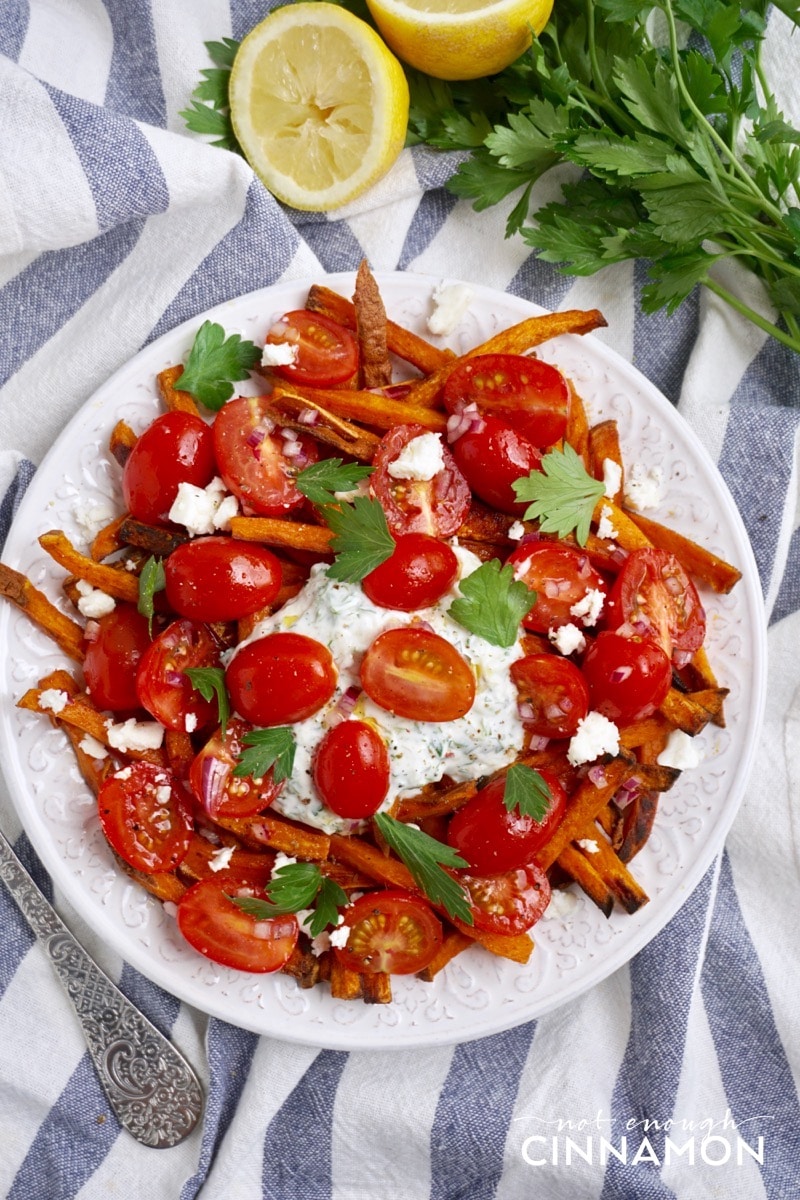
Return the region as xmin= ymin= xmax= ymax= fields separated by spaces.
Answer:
xmin=177 ymin=877 xmax=299 ymax=973
xmin=450 ymin=414 xmax=542 ymax=515
xmin=82 ymin=603 xmax=151 ymax=712
xmin=333 ymin=890 xmax=442 ymax=975
xmin=603 ymin=547 xmax=706 ymax=660
xmin=510 ymin=653 xmax=589 ymax=739
xmin=226 ymin=632 xmax=337 ymax=726
xmin=446 ymin=769 xmax=566 ymax=874
xmin=370 ymin=424 xmax=471 ymax=538
xmin=312 ymin=720 xmax=390 ymax=818
xmin=265 ymin=310 xmax=358 ymax=387
xmin=361 ymin=532 xmax=458 ymax=611
xmin=459 ymin=863 xmax=551 ymax=935
xmin=360 ymin=627 xmax=475 ymax=722
xmin=122 ymin=411 xmax=216 ymax=525
xmin=164 ymin=536 xmax=282 ymax=622
xmin=98 ymin=762 xmax=193 ymax=873
xmin=213 ymin=396 xmax=319 ymax=517
xmin=581 ymin=630 xmax=672 ymax=725
xmin=442 ymin=353 xmax=570 ymax=449
xmin=189 ymin=716 xmax=284 ymax=819
xmin=507 ymin=542 xmax=608 ymax=633
xmin=136 ymin=618 xmax=221 ymax=731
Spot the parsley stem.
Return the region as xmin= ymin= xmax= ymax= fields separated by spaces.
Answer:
xmin=702 ymin=277 xmax=800 ymax=356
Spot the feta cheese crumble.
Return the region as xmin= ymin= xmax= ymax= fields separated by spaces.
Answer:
xmin=106 ymin=719 xmax=165 ymax=753
xmin=329 ymin=925 xmax=351 ymax=949
xmin=577 ymin=838 xmax=600 ymax=854
xmin=507 ymin=520 xmax=526 ymax=541
xmin=548 ymin=623 xmax=586 ymax=656
xmin=261 ymin=341 xmax=299 ymax=367
xmin=39 ymin=688 xmax=69 ymax=714
xmin=427 ymin=282 xmax=474 ymax=337
xmin=595 ymin=505 xmax=619 ymax=541
xmin=624 ymin=463 xmax=665 ymax=511
xmin=386 ymin=432 xmax=445 ymax=482
xmin=168 ymin=476 xmax=239 ymax=536
xmin=567 ymin=711 xmax=620 ymax=767
xmin=208 ymin=845 xmax=235 ymax=873
xmin=657 ymin=729 xmax=702 ymax=771
xmin=75 ymin=579 xmax=116 ymax=619
xmin=570 ymin=587 xmax=605 ymax=627
xmin=78 ymin=733 xmax=108 ymax=760
xmin=603 ymin=458 xmax=622 ymax=500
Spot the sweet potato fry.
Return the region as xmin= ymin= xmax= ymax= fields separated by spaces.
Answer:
xmin=176 ymin=833 xmax=275 ymax=886
xmin=270 ymin=382 xmax=447 ymax=433
xmin=658 ymin=687 xmax=729 ymax=734
xmin=354 ymin=260 xmax=392 ymax=388
xmin=565 ymin=383 xmax=590 ymax=464
xmin=416 ymin=928 xmax=473 ymax=980
xmin=622 ymin=509 xmax=743 ymax=593
xmin=571 ymin=828 xmax=649 ymax=913
xmin=587 ymin=418 xmax=624 ymax=485
xmin=118 ymin=859 xmax=188 ymax=904
xmin=38 ymin=531 xmax=140 ymax=602
xmin=452 ymin=920 xmax=535 ymax=964
xmin=536 ymin=756 xmax=634 ymax=871
xmin=361 ymin=972 xmax=393 ymax=1004
xmin=157 ymin=365 xmax=201 ymax=416
xmin=90 ymin=515 xmax=128 ymax=561
xmin=0 ymin=563 xmax=85 ymax=661
xmin=616 ymin=790 xmax=661 ymax=863
xmin=457 ymin=499 xmax=516 ymax=543
xmin=282 ymin=945 xmax=323 ymax=990
xmin=231 ymin=515 xmax=333 ymax=555
xmin=18 ymin=688 xmax=168 ymax=766
xmin=267 ymin=393 xmax=380 ymax=462
xmin=165 ymin=730 xmax=196 ymax=780
xmin=109 ymin=419 xmax=137 ymax=467
xmin=329 ymin=956 xmax=364 ymax=1000
xmin=591 ymin=499 xmax=653 ymax=551
xmin=215 ymin=813 xmax=331 ymax=860
xmin=117 ymin=517 xmax=189 ymax=558
xmin=556 ymin=845 xmax=615 ymax=917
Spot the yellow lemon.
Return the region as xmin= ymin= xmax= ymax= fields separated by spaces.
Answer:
xmin=229 ymin=3 xmax=410 ymax=211
xmin=366 ymin=0 xmax=554 ymax=81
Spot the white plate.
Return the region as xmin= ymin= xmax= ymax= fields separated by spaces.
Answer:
xmin=0 ymin=273 xmax=766 ymax=1049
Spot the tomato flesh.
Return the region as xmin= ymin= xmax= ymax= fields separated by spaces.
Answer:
xmin=459 ymin=863 xmax=552 ymax=935
xmin=82 ymin=603 xmax=152 ymax=712
xmin=370 ymin=424 xmax=471 ymax=538
xmin=443 ymin=353 xmax=570 ymax=449
xmin=136 ymin=618 xmax=221 ymax=731
xmin=510 ymin=653 xmax=589 ymax=739
xmin=507 ymin=542 xmax=608 ymax=633
xmin=98 ymin=762 xmax=193 ymax=873
xmin=189 ymin=716 xmax=284 ymax=819
xmin=604 ymin=547 xmax=705 ymax=661
xmin=226 ymin=632 xmax=337 ymax=726
xmin=334 ymin=890 xmax=442 ymax=975
xmin=360 ymin=626 xmax=475 ymax=722
xmin=122 ymin=411 xmax=216 ymax=525
xmin=265 ymin=310 xmax=358 ymax=387
xmin=447 ymin=770 xmax=566 ymax=874
xmin=361 ymin=532 xmax=458 ymax=611
xmin=213 ymin=396 xmax=319 ymax=517
xmin=312 ymin=719 xmax=390 ymax=819
xmin=581 ymin=631 xmax=672 ymax=725
xmin=177 ymin=878 xmax=299 ymax=973
xmin=165 ymin=536 xmax=282 ymax=622
xmin=451 ymin=414 xmax=543 ymax=515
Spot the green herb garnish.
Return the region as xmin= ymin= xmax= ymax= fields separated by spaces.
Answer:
xmin=232 ymin=727 xmax=296 ymax=783
xmin=179 ymin=38 xmax=241 ymax=152
xmin=185 ymin=666 xmax=229 ymax=735
xmin=448 ymin=558 xmax=536 ymax=647
xmin=374 ymin=813 xmax=473 ymax=925
xmin=137 ymin=555 xmax=165 ymax=635
xmin=502 ymin=763 xmax=552 ymax=821
xmin=513 ymin=445 xmax=605 ymax=546
xmin=295 ymin=459 xmax=374 ymax=508
xmin=230 ymin=863 xmax=349 ymax=938
xmin=173 ymin=320 xmax=261 ymax=410
xmin=323 ymin=495 xmax=395 ymax=583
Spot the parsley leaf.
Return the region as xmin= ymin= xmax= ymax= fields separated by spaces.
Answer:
xmin=266 ymin=861 xmax=324 ymax=911
xmin=173 ymin=320 xmax=261 ymax=411
xmin=310 ymin=878 xmax=350 ymax=938
xmin=374 ymin=813 xmax=473 ymax=925
xmin=323 ymin=496 xmax=395 ymax=583
xmin=232 ymin=727 xmax=296 ymax=783
xmin=205 ymin=37 xmax=240 ymax=69
xmin=137 ymin=556 xmax=165 ymax=635
xmin=185 ymin=667 xmax=229 ymax=735
xmin=179 ymin=38 xmax=242 ymax=153
xmin=502 ymin=763 xmax=552 ymax=821
xmin=229 ymin=863 xmax=348 ymax=937
xmin=448 ymin=558 xmax=535 ymax=648
xmin=513 ymin=445 xmax=606 ymax=546
xmin=295 ymin=459 xmax=374 ymax=508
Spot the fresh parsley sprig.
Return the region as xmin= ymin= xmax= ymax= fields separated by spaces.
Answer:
xmin=512 ymin=445 xmax=605 ymax=546
xmin=295 ymin=459 xmax=374 ymax=508
xmin=179 ymin=38 xmax=242 ymax=152
xmin=137 ymin=555 xmax=165 ymax=635
xmin=502 ymin=763 xmax=552 ymax=822
xmin=185 ymin=667 xmax=230 ymax=735
xmin=448 ymin=558 xmax=536 ymax=647
xmin=323 ymin=495 xmax=395 ymax=582
xmin=231 ymin=863 xmax=349 ymax=938
xmin=232 ymin=727 xmax=296 ymax=783
xmin=374 ymin=813 xmax=473 ymax=925
xmin=174 ymin=320 xmax=261 ymax=410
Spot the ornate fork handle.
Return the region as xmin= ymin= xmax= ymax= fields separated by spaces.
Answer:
xmin=0 ymin=829 xmax=203 ymax=1147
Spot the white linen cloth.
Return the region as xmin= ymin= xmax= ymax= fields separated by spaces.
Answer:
xmin=0 ymin=4 xmax=799 ymax=1198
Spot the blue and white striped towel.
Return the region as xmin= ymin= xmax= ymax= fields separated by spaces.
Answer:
xmin=1 ymin=4 xmax=799 ymax=1198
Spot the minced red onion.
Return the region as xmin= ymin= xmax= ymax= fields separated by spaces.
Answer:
xmin=268 ymin=320 xmax=299 ymax=342
xmin=612 ymin=779 xmax=640 ymax=809
xmin=664 ymin=574 xmax=683 ymax=596
xmin=246 ymin=427 xmax=268 ymax=449
xmin=282 ymin=427 xmax=298 ymax=441
xmin=282 ymin=438 xmax=303 ymax=458
xmin=324 ymin=685 xmax=361 ymax=729
xmin=199 ymin=754 xmax=227 ymax=814
xmin=297 ymin=408 xmax=319 ymax=425
xmin=370 ymin=382 xmax=413 ymax=401
xmin=528 ymin=735 xmax=550 ymax=751
xmin=673 ymin=650 xmax=693 ymax=668
xmin=610 ymin=665 xmax=633 ymax=683
xmin=545 ymin=703 xmax=566 ymax=721
xmin=517 ymin=701 xmax=535 ymax=721
xmin=83 ymin=620 xmax=101 ymax=643
xmin=165 ymin=670 xmax=184 ymax=686
xmin=517 ymin=532 xmax=541 ymax=547
xmin=587 ymin=764 xmax=608 ymax=787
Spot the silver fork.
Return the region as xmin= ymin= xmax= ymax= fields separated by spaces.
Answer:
xmin=0 ymin=828 xmax=203 ymax=1147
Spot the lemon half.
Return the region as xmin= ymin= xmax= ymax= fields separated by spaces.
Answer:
xmin=366 ymin=0 xmax=554 ymax=80
xmin=230 ymin=3 xmax=410 ymax=211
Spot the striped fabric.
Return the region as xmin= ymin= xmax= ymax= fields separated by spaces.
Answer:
xmin=1 ymin=4 xmax=799 ymax=1198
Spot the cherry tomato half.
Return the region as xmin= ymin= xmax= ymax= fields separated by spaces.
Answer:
xmin=165 ymin=536 xmax=282 ymax=622
xmin=82 ymin=603 xmax=152 ymax=712
xmin=177 ymin=877 xmax=299 ymax=973
xmin=370 ymin=424 xmax=471 ymax=538
xmin=443 ymin=353 xmax=570 ymax=449
xmin=360 ymin=627 xmax=475 ymax=722
xmin=361 ymin=533 xmax=459 ymax=611
xmin=603 ymin=548 xmax=706 ymax=661
xmin=510 ymin=653 xmax=589 ymax=739
xmin=265 ymin=310 xmax=359 ymax=387
xmin=447 ymin=769 xmax=566 ymax=874
xmin=213 ymin=396 xmax=319 ymax=517
xmin=189 ymin=716 xmax=284 ymax=819
xmin=580 ymin=631 xmax=672 ymax=725
xmin=136 ymin=618 xmax=221 ymax=731
xmin=98 ymin=762 xmax=193 ymax=873
xmin=122 ymin=411 xmax=216 ymax=525
xmin=333 ymin=890 xmax=443 ymax=975
xmin=507 ymin=542 xmax=608 ymax=633
xmin=312 ymin=719 xmax=390 ymax=819
xmin=459 ymin=863 xmax=552 ymax=935
xmin=451 ymin=414 xmax=542 ymax=515
xmin=226 ymin=632 xmax=337 ymax=726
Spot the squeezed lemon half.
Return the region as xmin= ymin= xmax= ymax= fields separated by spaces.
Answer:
xmin=366 ymin=0 xmax=554 ymax=81
xmin=229 ymin=3 xmax=410 ymax=211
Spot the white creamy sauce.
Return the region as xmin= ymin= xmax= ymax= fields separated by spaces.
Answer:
xmin=237 ymin=545 xmax=526 ymax=833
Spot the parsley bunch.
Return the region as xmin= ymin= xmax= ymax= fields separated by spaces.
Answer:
xmin=404 ymin=0 xmax=800 ymax=355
